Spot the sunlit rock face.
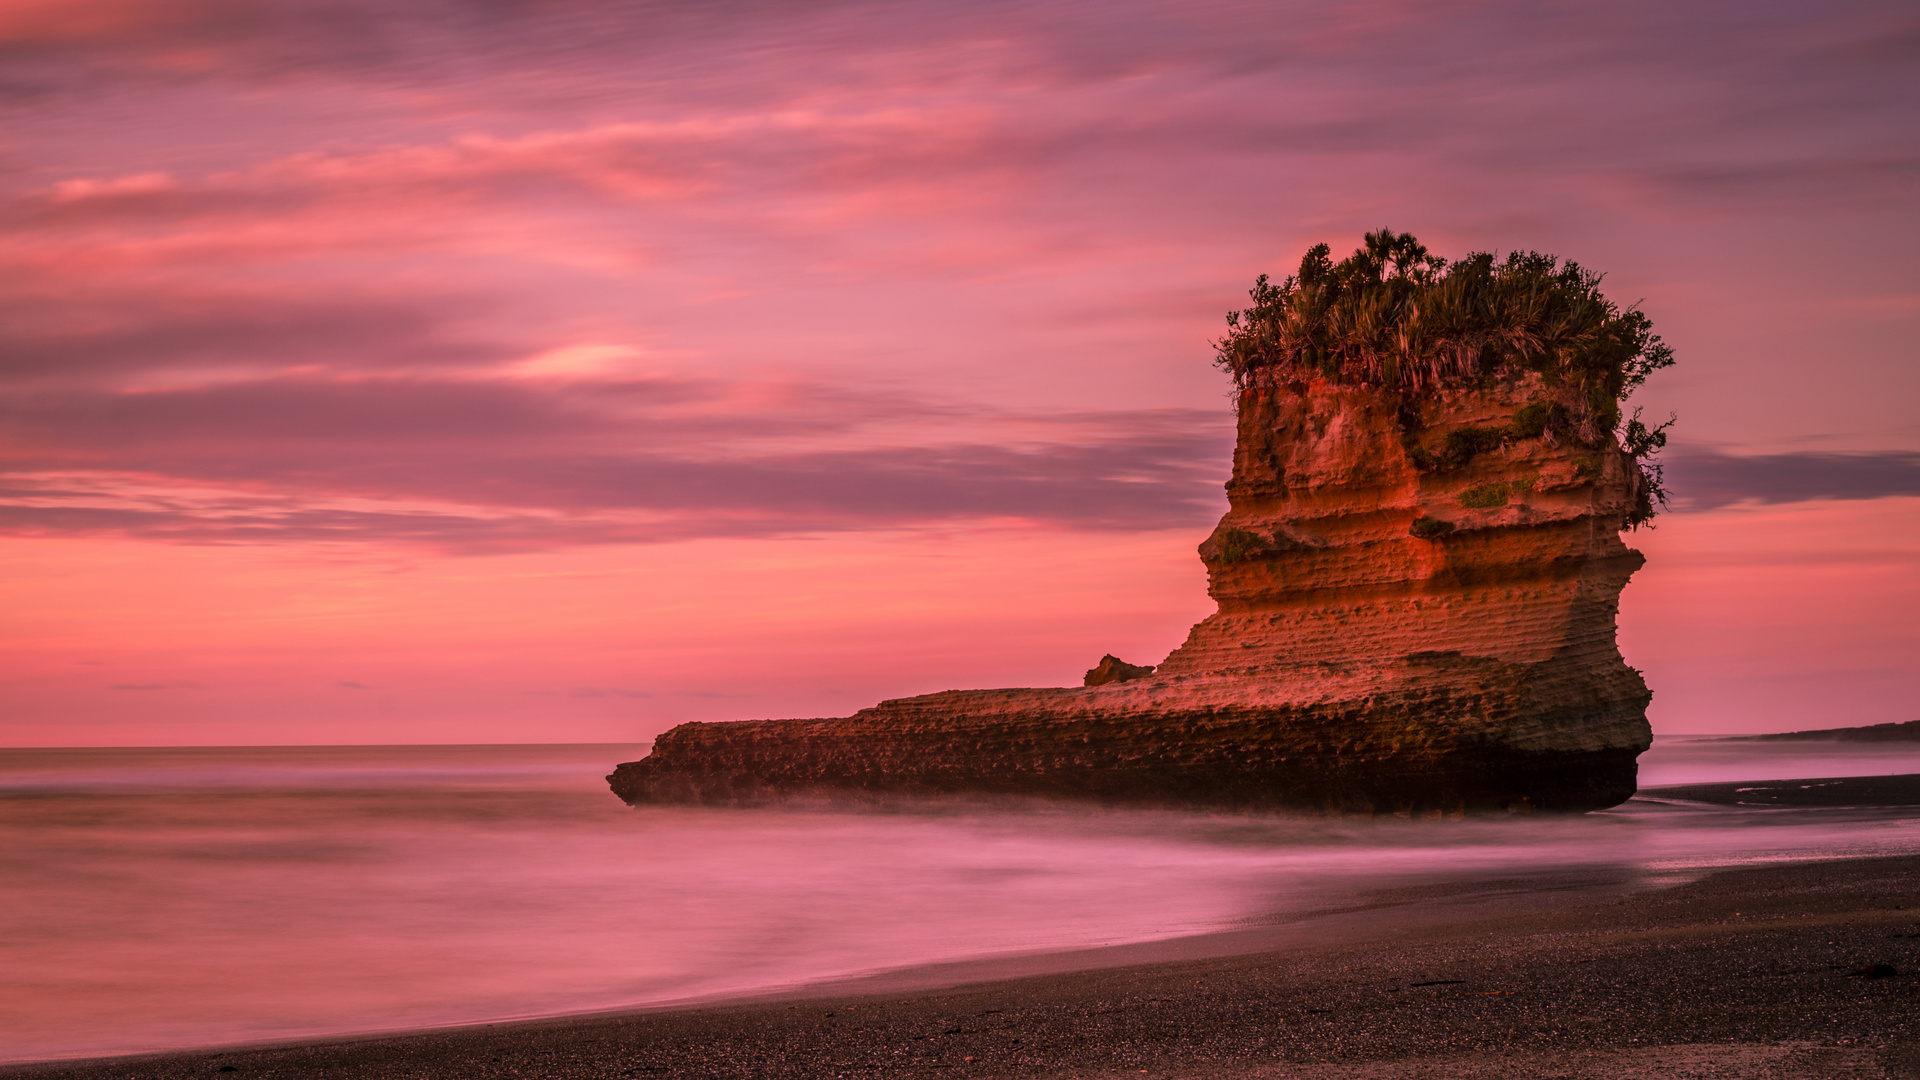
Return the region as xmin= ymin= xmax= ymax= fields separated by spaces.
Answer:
xmin=610 ymin=378 xmax=1652 ymax=815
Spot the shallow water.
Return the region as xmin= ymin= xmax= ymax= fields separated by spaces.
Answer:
xmin=4 ymin=737 xmax=1919 ymax=1063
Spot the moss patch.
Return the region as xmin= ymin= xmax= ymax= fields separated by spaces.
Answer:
xmin=1459 ymin=483 xmax=1512 ymax=509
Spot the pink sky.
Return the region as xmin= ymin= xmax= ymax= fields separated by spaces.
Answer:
xmin=2 ymin=0 xmax=1916 ymax=744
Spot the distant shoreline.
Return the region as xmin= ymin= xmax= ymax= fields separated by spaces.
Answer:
xmin=12 ymin=847 xmax=1919 ymax=1080
xmin=1701 ymin=719 xmax=1920 ymax=743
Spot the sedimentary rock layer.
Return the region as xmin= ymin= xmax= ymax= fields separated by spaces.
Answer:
xmin=610 ymin=376 xmax=1653 ymax=814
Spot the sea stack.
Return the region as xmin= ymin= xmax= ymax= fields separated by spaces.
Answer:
xmin=611 ymin=232 xmax=1669 ymax=815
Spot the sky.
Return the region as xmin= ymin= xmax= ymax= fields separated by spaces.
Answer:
xmin=2 ymin=0 xmax=1916 ymax=745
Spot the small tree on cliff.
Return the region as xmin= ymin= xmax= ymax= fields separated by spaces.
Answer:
xmin=1215 ymin=230 xmax=1675 ymax=527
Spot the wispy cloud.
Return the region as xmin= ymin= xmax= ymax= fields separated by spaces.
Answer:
xmin=0 ymin=367 xmax=1232 ymax=550
xmin=1664 ymin=448 xmax=1920 ymax=509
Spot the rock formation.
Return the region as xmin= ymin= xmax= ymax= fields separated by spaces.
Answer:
xmin=1084 ymin=655 xmax=1155 ymax=687
xmin=609 ymin=372 xmax=1655 ymax=815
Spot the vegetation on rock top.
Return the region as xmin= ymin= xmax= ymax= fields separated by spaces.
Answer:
xmin=1217 ymin=230 xmax=1676 ymax=527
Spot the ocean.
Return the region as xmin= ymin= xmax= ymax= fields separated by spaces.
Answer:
xmin=4 ymin=737 xmax=1919 ymax=1064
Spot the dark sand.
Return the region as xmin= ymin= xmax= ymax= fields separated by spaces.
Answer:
xmin=11 ymin=814 xmax=1920 ymax=1078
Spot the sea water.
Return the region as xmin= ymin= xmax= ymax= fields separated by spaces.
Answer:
xmin=4 ymin=737 xmax=1919 ymax=1063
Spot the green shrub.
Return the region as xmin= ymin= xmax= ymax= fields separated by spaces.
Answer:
xmin=1459 ymin=483 xmax=1512 ymax=509
xmin=1571 ymin=457 xmax=1601 ymax=480
xmin=1409 ymin=517 xmax=1455 ymax=539
xmin=1213 ymin=526 xmax=1270 ymax=564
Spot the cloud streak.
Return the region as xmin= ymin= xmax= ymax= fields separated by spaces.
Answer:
xmin=1664 ymin=448 xmax=1920 ymax=509
xmin=0 ymin=368 xmax=1234 ymax=550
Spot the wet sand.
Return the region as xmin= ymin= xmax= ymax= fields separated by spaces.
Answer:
xmin=9 ymin=841 xmax=1918 ymax=1080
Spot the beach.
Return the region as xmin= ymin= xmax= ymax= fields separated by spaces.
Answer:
xmin=5 ymin=747 xmax=1919 ymax=1078
xmin=7 ymin=849 xmax=1912 ymax=1076
xmin=8 ymin=849 xmax=1918 ymax=1079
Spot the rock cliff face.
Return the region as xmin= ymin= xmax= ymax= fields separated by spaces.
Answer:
xmin=609 ymin=376 xmax=1653 ymax=815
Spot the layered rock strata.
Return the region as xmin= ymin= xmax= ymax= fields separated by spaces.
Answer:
xmin=610 ymin=377 xmax=1653 ymax=814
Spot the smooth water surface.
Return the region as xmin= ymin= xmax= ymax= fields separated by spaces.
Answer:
xmin=4 ymin=737 xmax=1919 ymax=1063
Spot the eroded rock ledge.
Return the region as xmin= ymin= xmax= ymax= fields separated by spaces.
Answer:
xmin=610 ymin=376 xmax=1653 ymax=815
